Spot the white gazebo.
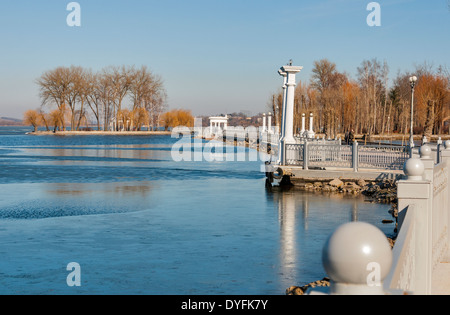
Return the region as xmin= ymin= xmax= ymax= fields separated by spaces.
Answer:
xmin=209 ymin=115 xmax=228 ymax=135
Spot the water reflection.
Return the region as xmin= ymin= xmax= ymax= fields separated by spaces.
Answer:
xmin=0 ymin=181 xmax=155 ymax=220
xmin=46 ymin=182 xmax=153 ymax=198
xmin=351 ymin=198 xmax=359 ymax=222
xmin=276 ymin=190 xmax=299 ymax=282
xmin=22 ymin=146 xmax=170 ymax=163
xmin=269 ymin=187 xmax=392 ymax=286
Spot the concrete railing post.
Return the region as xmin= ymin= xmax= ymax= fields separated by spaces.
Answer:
xmin=307 ymin=113 xmax=315 ymax=139
xmin=397 ymin=157 xmax=432 ymax=294
xmin=352 ymin=140 xmax=359 ymax=172
xmin=320 ymin=222 xmax=393 ymax=295
xmin=303 ymin=142 xmax=309 ymax=170
xmin=420 ymin=144 xmax=434 ymax=181
xmin=301 ymin=113 xmax=306 ymax=136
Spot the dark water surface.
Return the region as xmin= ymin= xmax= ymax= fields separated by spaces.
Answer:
xmin=0 ymin=126 xmax=395 ymax=295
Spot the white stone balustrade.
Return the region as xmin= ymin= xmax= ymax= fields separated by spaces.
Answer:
xmin=309 ymin=143 xmax=450 ymax=295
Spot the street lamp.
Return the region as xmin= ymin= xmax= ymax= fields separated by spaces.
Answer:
xmin=409 ymin=75 xmax=418 ymax=148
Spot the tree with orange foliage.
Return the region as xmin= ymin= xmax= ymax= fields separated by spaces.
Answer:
xmin=117 ymin=109 xmax=133 ymax=131
xmin=415 ymin=73 xmax=449 ymax=138
xmin=132 ymin=108 xmax=150 ymax=131
xmin=342 ymin=80 xmax=360 ymax=133
xmin=38 ymin=110 xmax=51 ymax=131
xmin=161 ymin=109 xmax=194 ymax=131
xmin=49 ymin=109 xmax=63 ymax=132
xmin=23 ymin=110 xmax=41 ymax=132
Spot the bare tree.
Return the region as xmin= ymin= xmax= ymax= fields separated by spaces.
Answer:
xmin=357 ymin=59 xmax=386 ymax=135
xmin=380 ymin=60 xmax=390 ymax=135
xmin=129 ymin=66 xmax=167 ymax=130
xmin=106 ymin=65 xmax=133 ymax=129
xmin=97 ymin=70 xmax=116 ymax=131
xmin=310 ymin=59 xmax=348 ymax=138
xmin=36 ymin=67 xmax=72 ymax=130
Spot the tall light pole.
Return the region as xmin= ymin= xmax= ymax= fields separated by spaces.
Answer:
xmin=409 ymin=76 xmax=418 ymax=148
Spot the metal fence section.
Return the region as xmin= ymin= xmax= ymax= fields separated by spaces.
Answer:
xmin=285 ymin=144 xmax=304 ymax=166
xmin=283 ymin=141 xmax=410 ymax=172
xmin=358 ymin=145 xmax=410 ymax=170
xmin=308 ymin=144 xmax=353 ymax=169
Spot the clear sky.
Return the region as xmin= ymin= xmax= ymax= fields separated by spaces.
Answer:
xmin=0 ymin=0 xmax=449 ymax=119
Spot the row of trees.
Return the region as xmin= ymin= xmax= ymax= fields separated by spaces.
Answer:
xmin=23 ymin=107 xmax=195 ymax=133
xmin=34 ymin=65 xmax=167 ymax=131
xmin=270 ymin=59 xmax=450 ymax=139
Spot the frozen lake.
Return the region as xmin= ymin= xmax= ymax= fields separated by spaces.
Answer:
xmin=0 ymin=127 xmax=395 ymax=294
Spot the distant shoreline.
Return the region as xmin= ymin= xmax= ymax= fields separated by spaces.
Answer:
xmin=19 ymin=130 xmax=450 ymax=141
xmin=28 ymin=130 xmax=173 ymax=136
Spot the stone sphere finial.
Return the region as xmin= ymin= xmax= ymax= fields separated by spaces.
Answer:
xmin=445 ymin=140 xmax=450 ymax=150
xmin=404 ymin=158 xmax=425 ymax=180
xmin=419 ymin=145 xmax=432 ymax=159
xmin=322 ymin=222 xmax=393 ymax=295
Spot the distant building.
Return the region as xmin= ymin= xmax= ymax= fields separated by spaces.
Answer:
xmin=209 ymin=115 xmax=228 ymax=135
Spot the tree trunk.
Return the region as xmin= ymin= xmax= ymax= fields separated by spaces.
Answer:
xmin=423 ymin=100 xmax=435 ymax=140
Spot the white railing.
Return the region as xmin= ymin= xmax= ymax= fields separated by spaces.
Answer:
xmin=307 ymin=141 xmax=450 ymax=295
xmin=358 ymin=145 xmax=409 ymax=170
xmin=285 ymin=144 xmax=303 ymax=166
xmin=308 ymin=144 xmax=353 ymax=169
xmin=431 ymin=161 xmax=449 ymax=270
xmin=283 ymin=141 xmax=409 ymax=172
xmin=385 ymin=205 xmax=416 ymax=293
xmin=388 ymin=143 xmax=449 ymax=294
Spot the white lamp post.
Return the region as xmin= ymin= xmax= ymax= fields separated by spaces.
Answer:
xmin=409 ymin=76 xmax=418 ymax=148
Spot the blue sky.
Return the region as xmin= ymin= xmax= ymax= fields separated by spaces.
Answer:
xmin=0 ymin=0 xmax=449 ymax=118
